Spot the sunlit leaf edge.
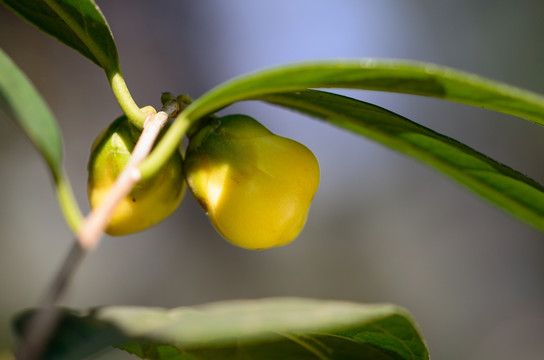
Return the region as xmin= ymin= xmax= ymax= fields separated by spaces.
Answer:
xmin=13 ymin=298 xmax=429 ymax=360
xmin=0 ymin=0 xmax=119 ymax=71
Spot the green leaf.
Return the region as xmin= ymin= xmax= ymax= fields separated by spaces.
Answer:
xmin=13 ymin=298 xmax=429 ymax=360
xmin=261 ymin=90 xmax=544 ymax=232
xmin=144 ymin=59 xmax=544 ymax=180
xmin=184 ymin=60 xmax=544 ymax=126
xmin=0 ymin=0 xmax=146 ymax=131
xmin=0 ymin=47 xmax=63 ymax=178
xmin=142 ymin=59 xmax=544 ymax=232
xmin=0 ymin=47 xmax=83 ymax=232
xmin=0 ymin=0 xmax=119 ymax=72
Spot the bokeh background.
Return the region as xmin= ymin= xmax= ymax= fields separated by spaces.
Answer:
xmin=1 ymin=1 xmax=544 ymax=359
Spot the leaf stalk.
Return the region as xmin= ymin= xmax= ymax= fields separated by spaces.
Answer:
xmin=108 ymin=71 xmax=147 ymax=130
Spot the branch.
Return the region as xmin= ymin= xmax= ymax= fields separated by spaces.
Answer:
xmin=15 ymin=98 xmax=182 ymax=360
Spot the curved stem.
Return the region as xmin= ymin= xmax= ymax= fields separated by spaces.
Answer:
xmin=55 ymin=174 xmax=84 ymax=234
xmin=139 ymin=95 xmax=194 ymax=180
xmin=108 ymin=70 xmax=147 ymax=130
xmin=138 ymin=112 xmax=192 ymax=180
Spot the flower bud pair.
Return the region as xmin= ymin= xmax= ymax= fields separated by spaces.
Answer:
xmin=87 ymin=112 xmax=319 ymax=249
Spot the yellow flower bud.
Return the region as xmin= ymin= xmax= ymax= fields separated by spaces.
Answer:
xmin=87 ymin=114 xmax=185 ymax=235
xmin=184 ymin=114 xmax=319 ymax=249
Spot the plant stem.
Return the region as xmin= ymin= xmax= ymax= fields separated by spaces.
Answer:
xmin=138 ymin=95 xmax=193 ymax=180
xmin=15 ymin=100 xmax=181 ymax=359
xmin=55 ymin=174 xmax=84 ymax=234
xmin=108 ymin=71 xmax=147 ymax=130
xmin=15 ymin=242 xmax=86 ymax=360
xmin=139 ymin=111 xmax=192 ymax=180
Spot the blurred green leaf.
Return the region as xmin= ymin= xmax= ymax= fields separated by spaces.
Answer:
xmin=0 ymin=47 xmax=63 ymax=178
xmin=0 ymin=47 xmax=83 ymax=231
xmin=14 ymin=298 xmax=429 ymax=360
xmin=262 ymin=90 xmax=544 ymax=232
xmin=183 ymin=59 xmax=544 ymax=126
xmin=14 ymin=308 xmax=127 ymax=360
xmin=0 ymin=0 xmax=119 ymax=71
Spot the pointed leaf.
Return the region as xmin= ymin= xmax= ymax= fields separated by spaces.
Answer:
xmin=182 ymin=59 xmax=544 ymax=126
xmin=261 ymin=90 xmax=544 ymax=232
xmin=146 ymin=59 xmax=544 ymax=181
xmin=0 ymin=0 xmax=119 ymax=71
xmin=0 ymin=47 xmax=63 ymax=178
xmin=144 ymin=59 xmax=544 ymax=233
xmin=0 ymin=48 xmax=83 ymax=231
xmin=13 ymin=298 xmax=429 ymax=360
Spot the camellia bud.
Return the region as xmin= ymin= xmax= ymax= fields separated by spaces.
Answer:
xmin=87 ymin=112 xmax=186 ymax=235
xmin=184 ymin=114 xmax=319 ymax=250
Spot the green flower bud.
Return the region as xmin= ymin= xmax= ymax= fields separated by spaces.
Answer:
xmin=184 ymin=114 xmax=319 ymax=250
xmin=87 ymin=111 xmax=185 ymax=235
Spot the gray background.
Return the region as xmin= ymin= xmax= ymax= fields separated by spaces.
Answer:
xmin=1 ymin=1 xmax=544 ymax=359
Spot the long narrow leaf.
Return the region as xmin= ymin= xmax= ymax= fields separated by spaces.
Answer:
xmin=184 ymin=60 xmax=544 ymax=126
xmin=144 ymin=59 xmax=544 ymax=180
xmin=14 ymin=298 xmax=429 ymax=360
xmin=260 ymin=90 xmax=544 ymax=231
xmin=0 ymin=47 xmax=63 ymax=178
xmin=0 ymin=0 xmax=119 ymax=72
xmin=0 ymin=47 xmax=83 ymax=231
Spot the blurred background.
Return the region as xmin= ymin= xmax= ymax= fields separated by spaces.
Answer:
xmin=1 ymin=0 xmax=544 ymax=359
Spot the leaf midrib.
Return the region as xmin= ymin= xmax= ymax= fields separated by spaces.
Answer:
xmin=41 ymin=0 xmax=112 ymax=71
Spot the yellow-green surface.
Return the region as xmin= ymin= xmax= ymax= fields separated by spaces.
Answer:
xmin=185 ymin=115 xmax=319 ymax=250
xmin=87 ymin=115 xmax=185 ymax=235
